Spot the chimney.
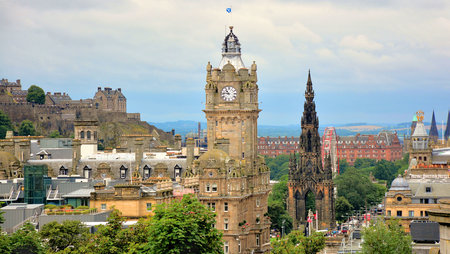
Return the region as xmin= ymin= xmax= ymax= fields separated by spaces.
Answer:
xmin=71 ymin=139 xmax=81 ymax=175
xmin=98 ymin=87 xmax=101 ymax=91
xmin=16 ymin=79 xmax=21 ymax=86
xmin=174 ymin=134 xmax=182 ymax=150
xmin=186 ymin=138 xmax=195 ymax=167
xmin=214 ymin=138 xmax=230 ymax=154
xmin=47 ymin=92 xmax=51 ymax=95
xmin=135 ymin=138 xmax=144 ymax=177
xmin=118 ymin=88 xmax=121 ymax=92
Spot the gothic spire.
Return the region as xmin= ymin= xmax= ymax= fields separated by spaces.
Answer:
xmin=305 ymin=69 xmax=314 ymax=102
xmin=445 ymin=110 xmax=450 ymax=141
xmin=429 ymin=110 xmax=439 ymax=143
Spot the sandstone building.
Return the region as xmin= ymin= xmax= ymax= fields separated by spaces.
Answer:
xmin=183 ymin=26 xmax=271 ymax=254
xmin=384 ymin=111 xmax=450 ymax=232
xmin=287 ymin=72 xmax=335 ymax=230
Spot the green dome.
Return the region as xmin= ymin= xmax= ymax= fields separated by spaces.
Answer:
xmin=412 ymin=115 xmax=418 ymax=122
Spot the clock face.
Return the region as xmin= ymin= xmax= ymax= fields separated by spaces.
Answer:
xmin=221 ymin=86 xmax=237 ymax=101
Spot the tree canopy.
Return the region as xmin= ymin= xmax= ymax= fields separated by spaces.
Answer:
xmin=334 ymin=167 xmax=386 ymax=212
xmin=18 ymin=120 xmax=36 ymax=136
xmin=271 ymin=230 xmax=325 ymax=254
xmin=268 ymin=175 xmax=293 ymax=235
xmin=361 ymin=220 xmax=412 ymax=254
xmin=265 ymin=154 xmax=290 ymax=180
xmin=26 ymin=85 xmax=45 ymax=104
xmin=40 ymin=220 xmax=89 ymax=252
xmin=143 ymin=194 xmax=223 ymax=254
xmin=0 ymin=110 xmax=13 ymax=139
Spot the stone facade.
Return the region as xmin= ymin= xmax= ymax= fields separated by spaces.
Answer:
xmin=287 ymin=72 xmax=335 ymax=230
xmin=94 ymin=87 xmax=126 ymax=113
xmin=188 ymin=27 xmax=271 ymax=254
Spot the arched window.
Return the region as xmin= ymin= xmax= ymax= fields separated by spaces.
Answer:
xmin=80 ymin=131 xmax=85 ymax=139
xmin=87 ymin=131 xmax=91 ymax=140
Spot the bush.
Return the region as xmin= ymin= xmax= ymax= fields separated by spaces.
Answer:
xmin=76 ymin=206 xmax=89 ymax=210
xmin=45 ymin=204 xmax=57 ymax=210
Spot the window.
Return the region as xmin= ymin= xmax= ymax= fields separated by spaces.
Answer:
xmin=206 ymin=184 xmax=211 ymax=192
xmin=224 ymin=218 xmax=229 ymax=230
xmin=207 ymin=202 xmax=216 ymax=212
xmin=425 ymin=211 xmax=429 ymax=217
xmin=83 ymin=166 xmax=92 ymax=179
xmin=408 ymin=211 xmax=414 ymax=217
xmin=397 ymin=211 xmax=402 ymax=217
xmin=238 ymin=240 xmax=241 ymax=253
xmin=224 ymin=202 xmax=228 ymax=212
xmin=256 ymin=214 xmax=260 ymax=224
xmin=420 ymin=211 xmax=424 ymax=217
xmin=87 ymin=131 xmax=91 ymax=140
xmin=224 ymin=241 xmax=229 ymax=254
xmin=256 ymin=234 xmax=260 ymax=246
xmin=387 ymin=210 xmax=391 ymax=216
xmin=59 ymin=166 xmax=68 ymax=176
xmin=397 ymin=196 xmax=403 ymax=202
xmin=146 ymin=203 xmax=152 ymax=211
xmin=424 ymin=199 xmax=429 ymax=204
xmin=256 ymin=199 xmax=260 ymax=207
xmin=80 ymin=131 xmax=85 ymax=139
xmin=426 ymin=187 xmax=431 ymax=193
xmin=420 ymin=199 xmax=424 ymax=204
xmin=143 ymin=165 xmax=151 ymax=179
xmin=212 ymin=184 xmax=218 ymax=192
xmin=120 ymin=165 xmax=127 ymax=179
xmin=101 ymin=204 xmax=106 ymax=210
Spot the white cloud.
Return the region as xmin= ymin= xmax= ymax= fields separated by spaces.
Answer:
xmin=340 ymin=35 xmax=383 ymax=51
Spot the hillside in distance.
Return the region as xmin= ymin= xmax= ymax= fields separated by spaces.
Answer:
xmin=149 ymin=120 xmax=438 ymax=138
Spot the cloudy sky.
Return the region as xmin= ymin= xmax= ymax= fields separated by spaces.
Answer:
xmin=1 ymin=0 xmax=449 ymax=126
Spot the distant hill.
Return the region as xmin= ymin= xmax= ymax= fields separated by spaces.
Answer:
xmin=149 ymin=120 xmax=441 ymax=139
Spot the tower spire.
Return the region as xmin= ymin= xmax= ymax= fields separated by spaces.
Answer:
xmin=429 ymin=110 xmax=439 ymax=143
xmin=305 ymin=70 xmax=314 ymax=102
xmin=445 ymin=110 xmax=450 ymax=141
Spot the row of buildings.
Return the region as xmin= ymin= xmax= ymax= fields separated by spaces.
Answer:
xmin=383 ymin=111 xmax=450 ymax=240
xmin=0 ymin=78 xmax=126 ymax=113
xmin=1 ymin=27 xmax=271 ymax=253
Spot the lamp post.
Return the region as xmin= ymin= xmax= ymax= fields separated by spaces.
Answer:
xmin=281 ymin=219 xmax=285 ymax=238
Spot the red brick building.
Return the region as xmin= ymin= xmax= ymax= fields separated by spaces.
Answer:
xmin=336 ymin=131 xmax=403 ymax=165
xmin=257 ymin=136 xmax=299 ymax=157
xmin=258 ymin=131 xmax=403 ymax=165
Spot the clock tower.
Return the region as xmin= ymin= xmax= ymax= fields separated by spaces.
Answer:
xmin=204 ymin=26 xmax=259 ymax=162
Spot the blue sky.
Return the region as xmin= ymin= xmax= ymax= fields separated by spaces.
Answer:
xmin=1 ymin=0 xmax=449 ymax=126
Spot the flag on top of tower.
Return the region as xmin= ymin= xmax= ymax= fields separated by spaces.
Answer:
xmin=226 ymin=7 xmax=232 ymax=13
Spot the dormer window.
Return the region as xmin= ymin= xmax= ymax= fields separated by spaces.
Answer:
xmin=426 ymin=187 xmax=431 ymax=193
xmin=120 ymin=165 xmax=127 ymax=179
xmin=143 ymin=165 xmax=151 ymax=179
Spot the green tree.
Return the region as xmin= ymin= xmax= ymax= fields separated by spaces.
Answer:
xmin=266 ymin=154 xmax=290 ymax=180
xmin=26 ymin=85 xmax=45 ymax=104
xmin=49 ymin=130 xmax=63 ymax=138
xmin=361 ymin=220 xmax=412 ymax=254
xmin=0 ymin=110 xmax=13 ymax=139
xmin=374 ymin=160 xmax=400 ymax=187
xmin=8 ymin=222 xmax=44 ymax=254
xmin=271 ymin=230 xmax=325 ymax=254
xmin=338 ymin=159 xmax=349 ymax=174
xmin=335 ymin=196 xmax=353 ymax=222
xmin=79 ymin=209 xmax=129 ymax=254
xmin=268 ymin=175 xmax=293 ymax=235
xmin=334 ymin=167 xmax=386 ymax=211
xmin=40 ymin=220 xmax=89 ymax=252
xmin=143 ymin=194 xmax=223 ymax=254
xmin=18 ymin=120 xmax=36 ymax=136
